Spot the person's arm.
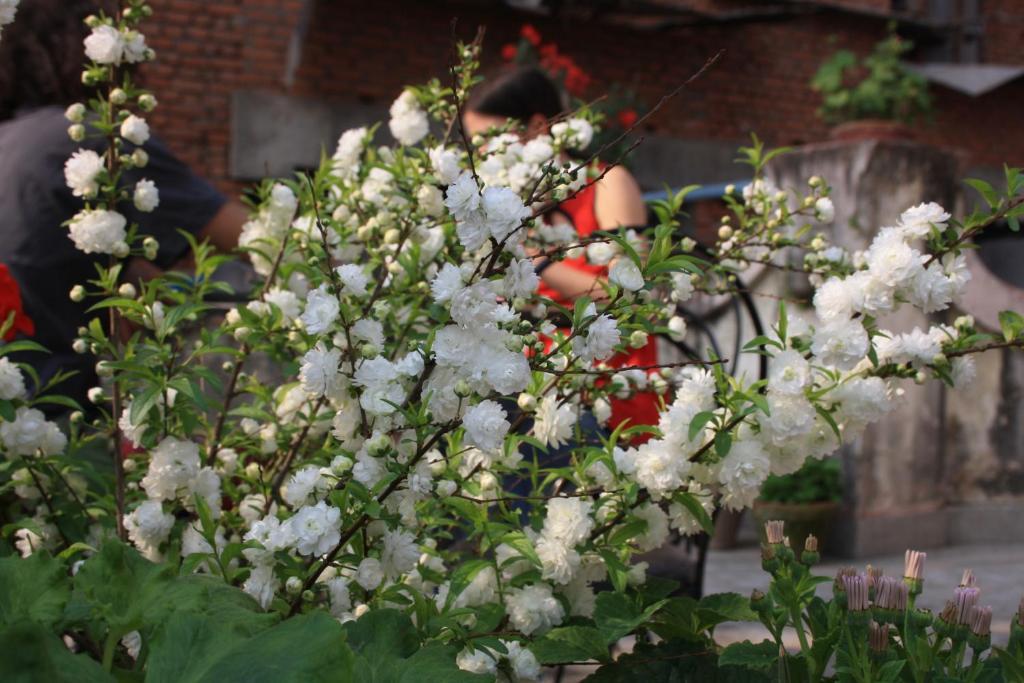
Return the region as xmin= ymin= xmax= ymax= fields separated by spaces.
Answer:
xmin=197 ymin=199 xmax=248 ymax=253
xmin=534 ymin=165 xmax=648 ymax=301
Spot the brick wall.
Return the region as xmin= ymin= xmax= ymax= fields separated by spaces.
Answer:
xmin=140 ymin=0 xmax=1024 ymax=195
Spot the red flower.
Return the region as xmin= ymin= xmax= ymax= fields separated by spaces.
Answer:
xmin=539 ymin=43 xmax=559 ymax=60
xmin=520 ymin=24 xmax=542 ymax=47
xmin=0 ymin=264 xmax=34 ymax=342
xmin=617 ymin=108 xmax=639 ymax=129
xmin=502 ymin=43 xmax=518 ymax=62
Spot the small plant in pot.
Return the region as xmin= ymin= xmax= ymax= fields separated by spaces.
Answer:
xmin=753 ymin=455 xmax=842 ymax=555
xmin=811 ymin=25 xmax=932 ymax=142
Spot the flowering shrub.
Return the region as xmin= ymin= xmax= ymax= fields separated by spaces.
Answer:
xmin=3 ymin=2 xmax=1024 ymax=680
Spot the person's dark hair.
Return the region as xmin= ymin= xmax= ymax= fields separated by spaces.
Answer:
xmin=467 ymin=66 xmax=566 ymax=124
xmin=0 ymin=0 xmax=100 ymax=121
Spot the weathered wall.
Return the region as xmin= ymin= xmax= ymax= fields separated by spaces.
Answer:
xmin=768 ymin=140 xmax=1024 ymax=556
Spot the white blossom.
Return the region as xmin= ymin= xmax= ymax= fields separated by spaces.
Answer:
xmin=67 ymin=209 xmax=127 ymax=255
xmin=133 ymin=179 xmax=160 ymax=212
xmin=462 ymin=400 xmax=510 ymax=453
xmin=120 ymin=115 xmax=150 ymax=146
xmin=300 ymin=285 xmax=340 ymax=336
xmin=532 ymin=396 xmax=575 ymax=449
xmin=388 ymin=90 xmax=429 ymax=146
xmin=609 ymin=258 xmax=644 ymax=291
xmin=505 ymin=583 xmax=565 ymax=636
xmin=64 ymin=149 xmax=104 ymax=198
xmin=0 ymin=407 xmax=66 ymax=457
xmin=84 ymin=24 xmax=124 ymax=64
xmin=0 ymin=357 xmax=27 ymax=400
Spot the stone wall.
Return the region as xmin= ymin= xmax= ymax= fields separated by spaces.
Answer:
xmin=766 ymin=139 xmax=1024 ymax=556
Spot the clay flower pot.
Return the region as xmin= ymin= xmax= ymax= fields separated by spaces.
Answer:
xmin=752 ymin=500 xmax=840 ymax=556
xmin=829 ymin=119 xmax=914 ymax=143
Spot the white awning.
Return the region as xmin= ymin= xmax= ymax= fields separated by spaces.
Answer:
xmin=906 ymin=63 xmax=1024 ymax=97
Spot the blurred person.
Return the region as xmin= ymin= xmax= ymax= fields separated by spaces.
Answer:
xmin=0 ymin=0 xmax=248 ymax=412
xmin=464 ymin=66 xmax=660 ymax=438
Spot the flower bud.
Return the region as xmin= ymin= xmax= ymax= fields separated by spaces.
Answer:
xmin=718 ymin=225 xmax=733 ymax=240
xmin=132 ymin=148 xmax=149 ymax=168
xmin=118 ymin=283 xmax=137 ymax=298
xmin=110 ymin=88 xmax=128 ymax=105
xmin=122 ymin=458 xmax=136 ymax=473
xmin=681 ymin=237 xmax=696 ymax=253
xmin=138 ymin=94 xmax=158 ymax=112
xmin=286 ymin=576 xmax=303 ymax=595
xmin=95 ymin=361 xmax=113 ymax=377
xmin=667 ymin=316 xmax=687 ymax=341
xmin=367 ymin=434 xmax=391 ymax=457
xmin=70 ymin=285 xmax=86 ymax=302
xmin=331 ymin=455 xmax=353 ymax=475
xmin=724 ymin=184 xmax=735 ymax=195
xmin=353 ymin=604 xmax=370 ymax=619
xmin=65 ymin=103 xmax=87 ymax=123
xmin=72 ymin=339 xmax=89 ymax=354
xmin=629 ymin=330 xmax=648 ymax=348
xmin=88 ymin=387 xmax=105 ymax=404
xmin=143 ymin=236 xmax=159 ymax=259
xmin=454 ymin=379 xmax=473 ymax=398
xmin=68 ymin=124 xmax=86 ymax=142
xmin=383 ymin=228 xmax=401 ymax=245
xmin=112 ymin=241 xmax=130 ymax=258
xmin=479 ymin=472 xmax=498 ymax=490
xmin=70 ymin=410 xmax=84 ymax=423
xmin=359 ymin=343 xmax=379 ymax=358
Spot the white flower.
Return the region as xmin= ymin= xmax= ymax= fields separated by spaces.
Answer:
xmin=380 ymin=529 xmax=419 ymax=579
xmin=132 ymin=178 xmax=160 ymax=212
xmin=416 ymin=184 xmax=444 ymax=217
xmin=124 ymin=500 xmax=173 ymax=554
xmin=456 ymin=649 xmax=497 ymax=676
xmin=634 ymin=440 xmax=687 ymax=500
xmin=768 ymin=349 xmax=811 ymax=395
xmin=287 ymin=501 xmax=341 ymax=557
xmin=300 ymin=284 xmax=340 ymax=336
xmin=717 ymin=439 xmax=771 ymax=510
xmin=141 ymin=437 xmax=201 ymax=501
xmin=762 ymin=392 xmax=816 ymax=447
xmin=609 ymin=258 xmax=644 ymax=291
xmin=532 ymin=396 xmax=575 ymax=449
xmin=429 ymin=145 xmax=461 ymax=185
xmin=64 ymin=149 xmax=104 ymax=198
xmin=430 ymin=263 xmax=464 ymax=304
xmin=813 ymin=277 xmax=861 ymax=321
xmin=504 ymin=258 xmax=540 ymax=299
xmin=67 ymin=209 xmax=127 ymax=255
xmin=462 ymin=400 xmax=510 ymax=453
xmin=909 ymin=263 xmax=953 ymax=314
xmin=811 ymin=318 xmax=868 ymax=371
xmin=333 ymin=127 xmax=367 ymax=178
xmin=352 ymin=319 xmax=385 ymax=348
xmin=355 ymin=557 xmax=384 ymax=590
xmin=388 ymin=90 xmax=429 ymax=146
xmin=282 ymin=466 xmax=329 ymax=507
xmin=299 ymin=343 xmax=344 ymax=398
xmin=327 ymin=577 xmax=351 ymax=618
xmin=0 ymin=0 xmax=19 ymax=28
xmin=815 ymin=197 xmax=835 ymax=222
xmin=536 ymin=536 xmax=580 ymax=585
xmin=551 ymin=118 xmax=594 ymax=149
xmin=671 ymin=272 xmax=695 ymax=302
xmin=0 ymin=407 xmax=66 ymax=457
xmin=866 ymin=228 xmax=923 ymax=288
xmin=120 ymin=115 xmax=150 ymax=146
xmin=504 ymin=640 xmax=542 ymax=681
xmin=833 ymin=376 xmax=889 ymax=427
xmin=122 ymin=29 xmax=149 ymax=64
xmin=243 ymin=564 xmax=279 ymax=609
xmin=0 ymin=357 xmax=27 ymax=400
xmin=899 ymin=202 xmax=950 ymax=239
xmin=353 ymin=357 xmax=405 ymax=415
xmin=481 ymin=185 xmax=531 ymax=243
xmin=573 ymin=314 xmax=620 ymax=362
xmin=667 ymin=315 xmax=688 ymax=341
xmin=84 ymin=24 xmax=124 ymax=64
xmin=265 ymin=288 xmax=301 ymax=322
xmin=586 ymin=241 xmax=618 ymax=266
xmin=541 ymin=497 xmax=594 ymax=546
xmin=505 ymin=583 xmax=565 ymax=636
xmin=633 ymin=503 xmax=670 ymax=551
xmin=445 ymin=171 xmax=481 ymax=222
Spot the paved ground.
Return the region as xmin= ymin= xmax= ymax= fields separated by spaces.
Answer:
xmin=707 ymin=542 xmax=1024 ymax=648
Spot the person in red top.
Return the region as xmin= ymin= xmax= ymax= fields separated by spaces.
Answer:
xmin=464 ymin=67 xmax=661 ymax=438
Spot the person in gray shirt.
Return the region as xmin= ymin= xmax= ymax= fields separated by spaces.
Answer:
xmin=0 ymin=0 xmax=249 ymax=413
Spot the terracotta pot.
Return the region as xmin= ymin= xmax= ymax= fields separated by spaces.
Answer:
xmin=829 ymin=119 xmax=914 ymax=143
xmin=752 ymin=500 xmax=840 ymax=556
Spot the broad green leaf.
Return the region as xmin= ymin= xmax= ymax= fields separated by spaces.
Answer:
xmin=0 ymin=552 xmax=70 ymax=629
xmin=718 ymin=640 xmax=779 ymax=671
xmin=529 ymin=626 xmax=609 ymax=664
xmin=0 ymin=622 xmax=112 ymax=683
xmin=696 ymin=592 xmax=759 ymax=631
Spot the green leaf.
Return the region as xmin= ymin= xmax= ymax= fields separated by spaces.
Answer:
xmin=148 ymin=611 xmax=352 ymax=683
xmin=0 ymin=399 xmax=14 ymax=422
xmin=0 ymin=622 xmax=112 ymax=683
xmin=965 ymin=178 xmax=999 ymax=209
xmin=0 ymin=340 xmax=49 ymax=356
xmin=995 ymin=647 xmax=1024 ymax=681
xmin=876 ymin=659 xmax=905 ymax=682
xmin=999 ymin=310 xmax=1024 ymax=342
xmin=671 ymin=491 xmax=714 ymax=535
xmin=688 ymin=411 xmax=716 ymax=442
xmin=696 ymin=593 xmax=758 ymax=631
xmin=529 ymin=626 xmax=609 ymax=664
xmin=445 ymin=560 xmax=492 ymax=609
xmin=718 ymin=640 xmax=779 ymax=671
xmin=343 ymin=609 xmax=486 ymax=682
xmin=0 ymin=553 xmax=70 ymax=629
xmin=714 ymin=429 xmax=733 ymax=458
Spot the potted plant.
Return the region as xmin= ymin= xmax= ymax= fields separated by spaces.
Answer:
xmin=810 ymin=26 xmax=932 ymax=141
xmin=752 ymin=456 xmax=842 ymax=555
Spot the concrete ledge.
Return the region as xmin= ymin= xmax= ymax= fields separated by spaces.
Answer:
xmin=948 ymin=501 xmax=1024 ymax=545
